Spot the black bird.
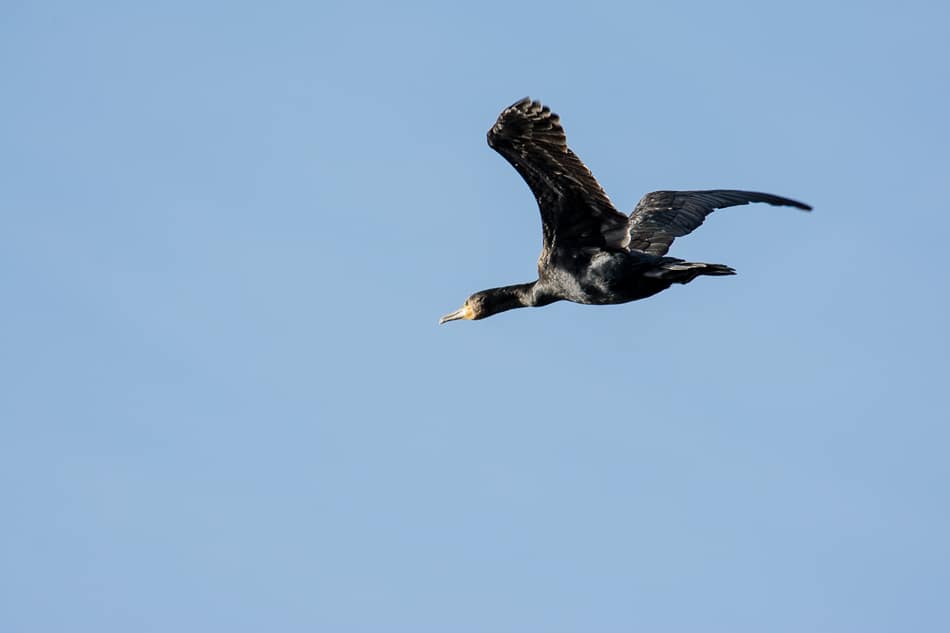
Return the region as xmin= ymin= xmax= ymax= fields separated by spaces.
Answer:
xmin=440 ymin=98 xmax=811 ymax=324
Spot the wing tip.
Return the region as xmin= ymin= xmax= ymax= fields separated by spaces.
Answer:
xmin=488 ymin=96 xmax=563 ymax=147
xmin=502 ymin=97 xmax=557 ymax=120
xmin=783 ymin=198 xmax=813 ymax=212
xmin=743 ymin=191 xmax=813 ymax=212
xmin=510 ymin=96 xmax=532 ymax=109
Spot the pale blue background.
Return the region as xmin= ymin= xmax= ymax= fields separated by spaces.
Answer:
xmin=2 ymin=1 xmax=948 ymax=632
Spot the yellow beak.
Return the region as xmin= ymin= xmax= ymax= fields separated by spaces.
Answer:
xmin=439 ymin=303 xmax=474 ymax=324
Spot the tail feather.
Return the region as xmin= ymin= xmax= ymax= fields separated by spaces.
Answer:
xmin=644 ymin=260 xmax=736 ymax=284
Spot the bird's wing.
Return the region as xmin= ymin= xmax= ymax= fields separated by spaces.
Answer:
xmin=626 ymin=190 xmax=812 ymax=256
xmin=487 ymin=98 xmax=630 ymax=252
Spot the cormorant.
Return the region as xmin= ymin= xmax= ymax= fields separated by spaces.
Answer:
xmin=440 ymin=98 xmax=811 ymax=324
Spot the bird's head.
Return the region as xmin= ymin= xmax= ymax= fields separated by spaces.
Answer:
xmin=439 ymin=291 xmax=491 ymax=324
xmin=439 ymin=285 xmax=537 ymax=324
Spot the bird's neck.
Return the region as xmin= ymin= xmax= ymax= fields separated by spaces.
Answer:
xmin=481 ymin=282 xmax=549 ymax=317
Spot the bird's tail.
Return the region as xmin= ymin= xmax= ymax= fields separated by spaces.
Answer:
xmin=645 ymin=260 xmax=736 ymax=284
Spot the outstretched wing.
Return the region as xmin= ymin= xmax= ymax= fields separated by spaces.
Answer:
xmin=626 ymin=190 xmax=812 ymax=256
xmin=487 ymin=98 xmax=630 ymax=252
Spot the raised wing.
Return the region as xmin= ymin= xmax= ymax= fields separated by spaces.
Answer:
xmin=487 ymin=98 xmax=630 ymax=252
xmin=626 ymin=190 xmax=812 ymax=256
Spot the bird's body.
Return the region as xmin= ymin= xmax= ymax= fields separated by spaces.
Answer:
xmin=545 ymin=248 xmax=737 ymax=304
xmin=440 ymin=98 xmax=811 ymax=324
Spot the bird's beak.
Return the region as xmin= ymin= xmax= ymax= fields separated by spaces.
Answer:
xmin=439 ymin=303 xmax=474 ymax=325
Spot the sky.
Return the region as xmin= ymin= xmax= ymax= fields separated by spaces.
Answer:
xmin=2 ymin=1 xmax=949 ymax=631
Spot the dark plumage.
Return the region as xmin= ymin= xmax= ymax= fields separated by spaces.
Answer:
xmin=440 ymin=98 xmax=811 ymax=324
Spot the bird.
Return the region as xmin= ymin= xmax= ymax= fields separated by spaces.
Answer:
xmin=440 ymin=97 xmax=811 ymax=324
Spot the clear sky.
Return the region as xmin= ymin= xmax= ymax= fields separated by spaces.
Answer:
xmin=2 ymin=1 xmax=949 ymax=631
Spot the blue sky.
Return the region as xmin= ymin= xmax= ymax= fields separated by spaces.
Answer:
xmin=2 ymin=1 xmax=949 ymax=631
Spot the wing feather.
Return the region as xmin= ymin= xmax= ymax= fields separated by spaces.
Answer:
xmin=626 ymin=190 xmax=811 ymax=256
xmin=487 ymin=98 xmax=630 ymax=251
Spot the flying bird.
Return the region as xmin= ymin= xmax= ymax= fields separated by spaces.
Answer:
xmin=440 ymin=98 xmax=811 ymax=324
